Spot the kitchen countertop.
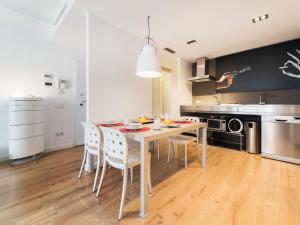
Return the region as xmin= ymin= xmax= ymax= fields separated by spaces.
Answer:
xmin=181 ymin=104 xmax=300 ymax=116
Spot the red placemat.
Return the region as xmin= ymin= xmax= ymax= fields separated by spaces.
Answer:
xmin=97 ymin=123 xmax=124 ymax=127
xmin=173 ymin=121 xmax=192 ymax=124
xmin=119 ymin=127 xmax=151 ymax=133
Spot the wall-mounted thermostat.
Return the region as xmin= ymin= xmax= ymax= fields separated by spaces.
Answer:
xmin=44 ymin=74 xmax=69 ymax=95
xmin=44 ymin=73 xmax=54 ymax=87
xmin=58 ymin=79 xmax=68 ymax=89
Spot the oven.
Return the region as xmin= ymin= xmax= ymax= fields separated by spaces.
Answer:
xmin=207 ymin=118 xmax=226 ymax=131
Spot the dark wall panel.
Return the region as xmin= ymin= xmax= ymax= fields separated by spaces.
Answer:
xmin=192 ymin=38 xmax=300 ymax=105
xmin=216 ymin=38 xmax=300 ymax=93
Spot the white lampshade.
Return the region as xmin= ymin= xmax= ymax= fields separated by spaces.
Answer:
xmin=136 ymin=44 xmax=161 ymax=78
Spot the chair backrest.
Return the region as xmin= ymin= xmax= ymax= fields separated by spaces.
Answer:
xmin=100 ymin=126 xmax=128 ymax=169
xmin=81 ymin=122 xmax=101 ymax=154
xmin=181 ymin=116 xmax=200 ymax=137
xmin=182 ymin=116 xmax=200 ymax=123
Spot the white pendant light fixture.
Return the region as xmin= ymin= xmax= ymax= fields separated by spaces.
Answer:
xmin=136 ymin=16 xmax=161 ymax=78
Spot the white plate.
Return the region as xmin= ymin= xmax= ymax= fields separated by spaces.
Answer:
xmin=126 ymin=123 xmax=142 ymax=130
xmin=103 ymin=121 xmax=117 ymax=125
xmin=125 ymin=126 xmax=143 ymax=130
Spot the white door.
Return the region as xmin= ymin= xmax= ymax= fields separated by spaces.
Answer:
xmin=74 ymin=61 xmax=86 ymax=146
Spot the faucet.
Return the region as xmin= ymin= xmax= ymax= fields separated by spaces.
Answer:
xmin=259 ymin=94 xmax=266 ymax=105
xmin=214 ymin=95 xmax=220 ymax=105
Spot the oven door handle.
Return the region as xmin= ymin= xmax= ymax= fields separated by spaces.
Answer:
xmin=274 ymin=119 xmax=288 ymax=123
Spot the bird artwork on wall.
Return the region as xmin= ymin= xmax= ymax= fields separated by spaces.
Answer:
xmin=215 ymin=66 xmax=251 ymax=90
xmin=279 ymin=49 xmax=300 ymax=78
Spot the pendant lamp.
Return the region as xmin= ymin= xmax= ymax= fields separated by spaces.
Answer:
xmin=136 ymin=16 xmax=161 ymax=78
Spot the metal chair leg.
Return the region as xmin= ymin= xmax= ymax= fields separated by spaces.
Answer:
xmin=78 ymin=149 xmax=87 ymax=179
xmin=96 ymin=160 xmax=106 ymax=197
xmin=168 ymin=141 xmax=171 ymax=163
xmin=119 ymin=168 xmax=128 ymax=220
xmin=92 ymin=154 xmax=101 ymax=192
xmin=157 ymin=139 xmax=160 ymax=160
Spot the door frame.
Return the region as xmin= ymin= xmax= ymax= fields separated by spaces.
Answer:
xmin=152 ymin=67 xmax=172 ymax=115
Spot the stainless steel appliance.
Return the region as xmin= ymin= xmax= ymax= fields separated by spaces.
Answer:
xmin=262 ymin=115 xmax=300 ymax=164
xmin=228 ymin=118 xmax=243 ymax=133
xmin=245 ymin=121 xmax=261 ymax=154
xmin=188 ymin=57 xmax=216 ymax=82
xmin=207 ymin=118 xmax=226 ymax=131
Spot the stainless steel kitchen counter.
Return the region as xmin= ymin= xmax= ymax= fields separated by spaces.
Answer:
xmin=181 ymin=104 xmax=300 ymax=116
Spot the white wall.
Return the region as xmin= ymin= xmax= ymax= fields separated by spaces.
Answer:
xmin=177 ymin=58 xmax=193 ymax=107
xmin=88 ymin=15 xmax=152 ymax=122
xmin=0 ymin=7 xmax=83 ymax=160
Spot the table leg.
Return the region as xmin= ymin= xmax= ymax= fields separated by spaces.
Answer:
xmin=202 ymin=127 xmax=207 ymax=167
xmin=140 ymin=138 xmax=150 ymax=218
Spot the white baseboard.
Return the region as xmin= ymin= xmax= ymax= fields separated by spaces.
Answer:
xmin=45 ymin=144 xmax=75 ymax=153
xmin=0 ymin=144 xmax=75 ymax=162
xmin=0 ymin=154 xmax=9 ymax=162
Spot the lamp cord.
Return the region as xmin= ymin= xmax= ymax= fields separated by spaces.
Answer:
xmin=147 ymin=16 xmax=150 ymax=44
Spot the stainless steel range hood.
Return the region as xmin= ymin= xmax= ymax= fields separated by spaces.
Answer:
xmin=188 ymin=57 xmax=216 ymax=82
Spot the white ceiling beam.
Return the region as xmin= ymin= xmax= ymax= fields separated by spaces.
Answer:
xmin=50 ymin=0 xmax=77 ymax=40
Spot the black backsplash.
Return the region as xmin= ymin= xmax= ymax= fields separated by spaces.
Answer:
xmin=193 ymin=38 xmax=300 ymax=96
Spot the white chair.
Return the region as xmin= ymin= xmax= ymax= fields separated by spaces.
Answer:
xmin=78 ymin=122 xmax=102 ymax=192
xmin=96 ymin=127 xmax=152 ymax=220
xmin=167 ymin=116 xmax=200 ymax=169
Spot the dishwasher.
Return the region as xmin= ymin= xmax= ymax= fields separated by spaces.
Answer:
xmin=261 ymin=115 xmax=300 ymax=164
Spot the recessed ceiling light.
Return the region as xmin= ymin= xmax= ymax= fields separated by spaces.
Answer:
xmin=187 ymin=40 xmax=197 ymax=45
xmin=164 ymin=48 xmax=176 ymax=54
xmin=252 ymin=14 xmax=269 ymax=23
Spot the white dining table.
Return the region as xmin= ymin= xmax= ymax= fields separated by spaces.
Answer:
xmin=88 ymin=122 xmax=207 ymax=218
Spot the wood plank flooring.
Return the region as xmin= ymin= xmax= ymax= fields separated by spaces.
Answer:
xmin=0 ymin=141 xmax=299 ymax=225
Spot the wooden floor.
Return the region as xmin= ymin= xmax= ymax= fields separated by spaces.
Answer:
xmin=0 ymin=141 xmax=300 ymax=225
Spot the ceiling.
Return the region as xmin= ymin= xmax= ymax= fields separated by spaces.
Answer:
xmin=5 ymin=0 xmax=299 ymax=61
xmin=70 ymin=0 xmax=300 ymax=61
xmin=0 ymin=0 xmax=64 ymax=24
